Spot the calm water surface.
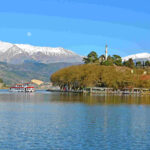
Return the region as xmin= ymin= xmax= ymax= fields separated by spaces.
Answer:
xmin=0 ymin=90 xmax=150 ymax=150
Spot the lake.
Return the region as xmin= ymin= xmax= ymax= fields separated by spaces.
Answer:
xmin=0 ymin=90 xmax=150 ymax=150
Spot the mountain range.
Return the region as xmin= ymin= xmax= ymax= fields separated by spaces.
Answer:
xmin=1 ymin=41 xmax=150 ymax=64
xmin=0 ymin=41 xmax=83 ymax=85
xmin=0 ymin=41 xmax=83 ymax=64
xmin=122 ymin=53 xmax=150 ymax=62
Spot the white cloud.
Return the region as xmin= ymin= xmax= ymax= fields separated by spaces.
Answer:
xmin=27 ymin=32 xmax=32 ymax=37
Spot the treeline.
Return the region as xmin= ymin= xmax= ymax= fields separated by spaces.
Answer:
xmin=51 ymin=64 xmax=150 ymax=90
xmin=51 ymin=51 xmax=150 ymax=90
xmin=83 ymin=51 xmax=150 ymax=68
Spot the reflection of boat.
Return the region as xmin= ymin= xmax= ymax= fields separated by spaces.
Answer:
xmin=10 ymin=83 xmax=35 ymax=92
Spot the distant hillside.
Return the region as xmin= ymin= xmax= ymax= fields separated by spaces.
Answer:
xmin=0 ymin=62 xmax=81 ymax=85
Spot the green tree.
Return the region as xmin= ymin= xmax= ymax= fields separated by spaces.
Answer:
xmin=100 ymin=55 xmax=122 ymax=66
xmin=136 ymin=61 xmax=142 ymax=67
xmin=83 ymin=51 xmax=99 ymax=64
xmin=145 ymin=61 xmax=150 ymax=67
xmin=128 ymin=58 xmax=135 ymax=68
xmin=123 ymin=58 xmax=135 ymax=68
xmin=107 ymin=55 xmax=114 ymax=63
xmin=102 ymin=60 xmax=113 ymax=66
xmin=112 ymin=55 xmax=122 ymax=66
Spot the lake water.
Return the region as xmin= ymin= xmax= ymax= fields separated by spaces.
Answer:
xmin=0 ymin=90 xmax=150 ymax=150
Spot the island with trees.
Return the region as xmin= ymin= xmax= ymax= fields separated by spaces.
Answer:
xmin=50 ymin=51 xmax=150 ymax=94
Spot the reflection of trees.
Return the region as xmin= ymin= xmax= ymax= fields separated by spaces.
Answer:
xmin=50 ymin=93 xmax=150 ymax=105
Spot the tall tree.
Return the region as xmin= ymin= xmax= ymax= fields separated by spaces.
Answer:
xmin=112 ymin=55 xmax=122 ymax=66
xmin=124 ymin=58 xmax=135 ymax=68
xmin=136 ymin=61 xmax=142 ymax=67
xmin=83 ymin=51 xmax=98 ymax=64
xmin=145 ymin=61 xmax=150 ymax=67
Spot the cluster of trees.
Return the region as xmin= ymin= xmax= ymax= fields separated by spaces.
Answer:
xmin=83 ymin=51 xmax=99 ymax=64
xmin=123 ymin=58 xmax=135 ymax=68
xmin=123 ymin=60 xmax=150 ymax=68
xmin=83 ymin=51 xmax=150 ymax=68
xmin=135 ymin=60 xmax=150 ymax=67
xmin=51 ymin=64 xmax=150 ymax=90
xmin=51 ymin=51 xmax=150 ymax=90
xmin=101 ymin=55 xmax=122 ymax=66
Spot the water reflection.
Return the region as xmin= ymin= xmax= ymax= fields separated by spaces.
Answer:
xmin=0 ymin=90 xmax=150 ymax=105
xmin=0 ymin=90 xmax=150 ymax=149
xmin=50 ymin=92 xmax=150 ymax=105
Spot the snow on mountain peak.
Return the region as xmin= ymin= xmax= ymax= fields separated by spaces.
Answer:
xmin=15 ymin=44 xmax=76 ymax=56
xmin=0 ymin=41 xmax=13 ymax=52
xmin=0 ymin=41 xmax=82 ymax=64
xmin=0 ymin=41 xmax=78 ymax=56
xmin=122 ymin=53 xmax=150 ymax=61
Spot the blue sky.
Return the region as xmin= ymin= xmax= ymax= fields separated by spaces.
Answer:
xmin=0 ymin=0 xmax=150 ymax=56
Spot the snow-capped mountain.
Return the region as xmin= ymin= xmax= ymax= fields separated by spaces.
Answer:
xmin=0 ymin=41 xmax=83 ymax=64
xmin=0 ymin=41 xmax=13 ymax=53
xmin=122 ymin=53 xmax=150 ymax=62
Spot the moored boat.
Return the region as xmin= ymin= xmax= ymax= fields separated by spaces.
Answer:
xmin=10 ymin=83 xmax=35 ymax=92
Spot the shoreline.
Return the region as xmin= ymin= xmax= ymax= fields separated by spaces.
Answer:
xmin=47 ymin=88 xmax=150 ymax=95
